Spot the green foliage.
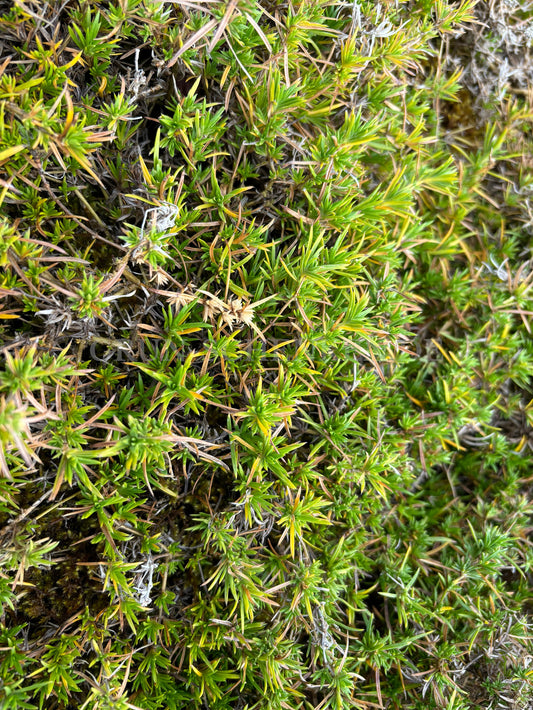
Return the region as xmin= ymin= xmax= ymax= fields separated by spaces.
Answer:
xmin=0 ymin=0 xmax=532 ymax=708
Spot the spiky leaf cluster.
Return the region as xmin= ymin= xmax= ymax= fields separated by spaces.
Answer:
xmin=0 ymin=1 xmax=532 ymax=709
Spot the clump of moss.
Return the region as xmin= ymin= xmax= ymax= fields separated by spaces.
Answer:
xmin=1 ymin=0 xmax=533 ymax=709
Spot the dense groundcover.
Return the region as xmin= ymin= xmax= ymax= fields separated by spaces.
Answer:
xmin=1 ymin=0 xmax=533 ymax=708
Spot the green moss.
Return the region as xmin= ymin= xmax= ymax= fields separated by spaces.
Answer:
xmin=0 ymin=0 xmax=533 ymax=708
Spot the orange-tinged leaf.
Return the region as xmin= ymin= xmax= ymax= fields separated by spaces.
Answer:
xmin=0 ymin=145 xmax=25 ymax=162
